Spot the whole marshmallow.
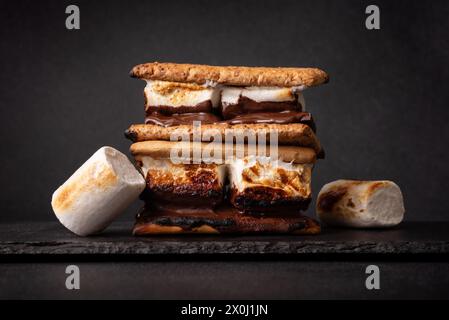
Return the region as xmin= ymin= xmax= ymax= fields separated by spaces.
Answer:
xmin=51 ymin=146 xmax=146 ymax=236
xmin=316 ymin=180 xmax=405 ymax=228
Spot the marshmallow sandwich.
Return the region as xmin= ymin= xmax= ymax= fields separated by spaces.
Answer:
xmin=126 ymin=62 xmax=329 ymax=234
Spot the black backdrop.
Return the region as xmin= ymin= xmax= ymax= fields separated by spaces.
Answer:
xmin=0 ymin=0 xmax=448 ymax=221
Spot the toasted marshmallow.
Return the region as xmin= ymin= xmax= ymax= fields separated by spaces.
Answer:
xmin=51 ymin=147 xmax=146 ymax=236
xmin=138 ymin=156 xmax=226 ymax=204
xmin=228 ymin=155 xmax=312 ymax=198
xmin=140 ymin=157 xmax=226 ymax=186
xmin=144 ymin=80 xmax=220 ymax=109
xmin=317 ymin=180 xmax=405 ymax=228
xmin=221 ymin=86 xmax=306 ymax=109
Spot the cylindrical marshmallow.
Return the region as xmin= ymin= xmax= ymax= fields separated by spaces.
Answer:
xmin=316 ymin=180 xmax=405 ymax=228
xmin=51 ymin=146 xmax=146 ymax=236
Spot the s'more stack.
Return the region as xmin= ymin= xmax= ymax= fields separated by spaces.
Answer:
xmin=125 ymin=62 xmax=328 ymax=235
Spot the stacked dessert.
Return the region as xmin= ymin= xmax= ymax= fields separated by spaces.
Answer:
xmin=125 ymin=62 xmax=328 ymax=235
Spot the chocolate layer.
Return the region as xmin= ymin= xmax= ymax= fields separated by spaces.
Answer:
xmin=133 ymin=204 xmax=321 ymax=235
xmin=140 ymin=188 xmax=224 ymax=208
xmin=221 ymin=96 xmax=302 ymax=119
xmin=147 ymin=95 xmax=304 ymax=119
xmin=145 ymin=112 xmax=221 ymax=126
xmin=230 ymin=187 xmax=312 ymax=214
xmin=225 ymin=111 xmax=315 ymax=132
xmin=144 ymin=111 xmax=315 ymax=131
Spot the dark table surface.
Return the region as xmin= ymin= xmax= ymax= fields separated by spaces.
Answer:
xmin=1 ymin=222 xmax=448 ymax=299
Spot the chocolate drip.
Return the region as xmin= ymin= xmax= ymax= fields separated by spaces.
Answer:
xmin=225 ymin=111 xmax=316 ymax=132
xmin=145 ymin=112 xmax=221 ymax=126
xmin=144 ymin=111 xmax=315 ymax=131
xmin=229 ymin=185 xmax=312 ymax=214
xmin=221 ymin=96 xmax=302 ymax=119
xmin=139 ymin=189 xmax=224 ymax=209
xmin=134 ymin=203 xmax=321 ymax=235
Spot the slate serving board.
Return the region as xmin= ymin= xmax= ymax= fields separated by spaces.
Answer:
xmin=1 ymin=222 xmax=448 ymax=256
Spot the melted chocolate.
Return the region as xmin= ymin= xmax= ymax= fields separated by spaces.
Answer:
xmin=134 ymin=203 xmax=321 ymax=235
xmin=229 ymin=186 xmax=312 ymax=214
xmin=221 ymin=96 xmax=302 ymax=119
xmin=145 ymin=112 xmax=221 ymax=127
xmin=225 ymin=111 xmax=316 ymax=132
xmin=140 ymin=189 xmax=223 ymax=208
xmin=144 ymin=111 xmax=316 ymax=131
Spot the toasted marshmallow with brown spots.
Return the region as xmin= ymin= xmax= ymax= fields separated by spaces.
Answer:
xmin=136 ymin=156 xmax=226 ymax=207
xmin=228 ymin=156 xmax=313 ymax=212
xmin=144 ymin=80 xmax=221 ymax=113
xmin=316 ymin=180 xmax=405 ymax=228
xmin=51 ymin=147 xmax=146 ymax=236
xmin=221 ymin=86 xmax=305 ymax=106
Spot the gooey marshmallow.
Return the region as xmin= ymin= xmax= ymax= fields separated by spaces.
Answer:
xmin=228 ymin=155 xmax=312 ymax=198
xmin=144 ymin=80 xmax=221 ymax=108
xmin=139 ymin=156 xmax=226 ymax=187
xmin=316 ymin=180 xmax=405 ymax=228
xmin=144 ymin=80 xmax=306 ymax=110
xmin=51 ymin=147 xmax=146 ymax=236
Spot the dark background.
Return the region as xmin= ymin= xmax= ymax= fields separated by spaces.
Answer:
xmin=0 ymin=0 xmax=448 ymax=222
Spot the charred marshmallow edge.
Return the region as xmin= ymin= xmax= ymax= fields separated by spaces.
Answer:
xmin=316 ymin=180 xmax=405 ymax=228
